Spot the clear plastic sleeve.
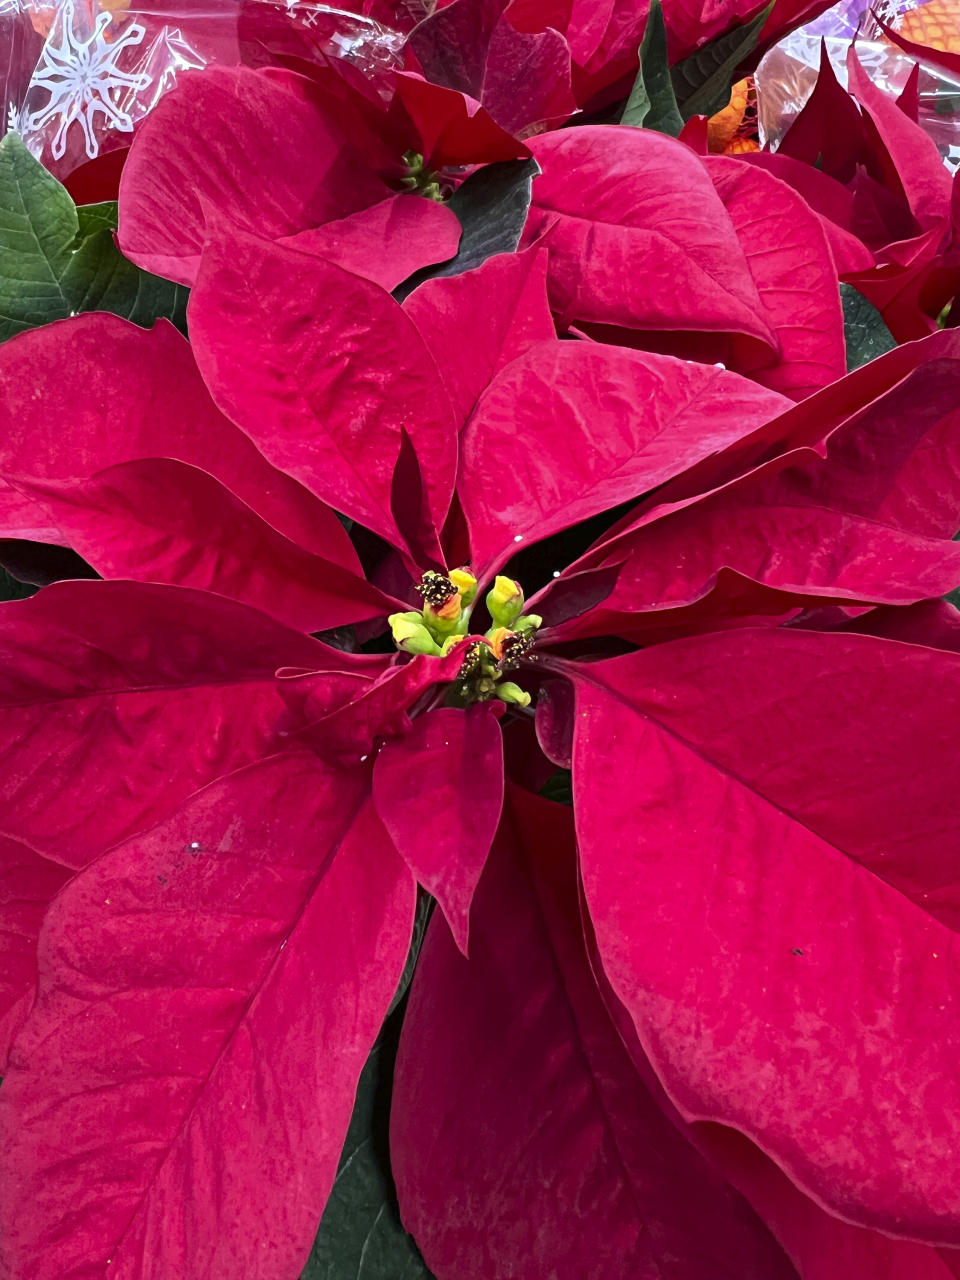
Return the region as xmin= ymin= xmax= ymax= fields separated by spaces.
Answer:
xmin=755 ymin=0 xmax=960 ymax=169
xmin=2 ymin=0 xmax=406 ymax=180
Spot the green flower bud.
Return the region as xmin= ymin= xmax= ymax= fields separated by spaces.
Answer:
xmin=486 ymin=575 xmax=524 ymax=628
xmin=400 ymin=151 xmax=445 ymax=202
xmin=389 ymin=613 xmax=442 ymax=656
xmin=513 ymin=613 xmax=542 ymax=635
xmin=497 ymin=681 xmax=531 ymax=708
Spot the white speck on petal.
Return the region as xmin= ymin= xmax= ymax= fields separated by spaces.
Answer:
xmin=513 ymin=534 xmax=524 ymax=543
xmin=552 ymin=571 xmax=561 ymax=578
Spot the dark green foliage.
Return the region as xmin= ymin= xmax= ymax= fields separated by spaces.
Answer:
xmin=0 ymin=134 xmax=187 ymax=342
xmin=840 ymin=282 xmax=896 ymax=371
xmin=670 ymin=4 xmax=773 ymax=120
xmin=621 ymin=1 xmax=683 ymax=135
xmin=394 ymin=159 xmax=539 ymax=301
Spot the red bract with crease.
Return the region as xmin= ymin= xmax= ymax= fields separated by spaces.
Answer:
xmin=3 ymin=239 xmax=960 ymax=1280
xmin=520 ymin=123 xmax=846 ymax=400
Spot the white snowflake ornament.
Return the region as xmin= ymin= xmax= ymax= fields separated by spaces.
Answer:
xmin=24 ymin=0 xmax=152 ymax=162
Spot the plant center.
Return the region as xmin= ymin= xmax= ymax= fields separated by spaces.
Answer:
xmin=399 ymin=151 xmax=446 ymax=202
xmin=388 ymin=569 xmax=541 ymax=709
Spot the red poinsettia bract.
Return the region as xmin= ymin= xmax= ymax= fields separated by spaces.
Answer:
xmin=2 ymin=244 xmax=960 ymax=1277
xmin=519 ymin=123 xmax=847 ymax=400
xmin=117 ymin=60 xmax=526 ymax=290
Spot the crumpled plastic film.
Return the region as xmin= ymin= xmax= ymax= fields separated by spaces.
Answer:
xmin=755 ymin=0 xmax=960 ymax=169
xmin=2 ymin=0 xmax=405 ymax=180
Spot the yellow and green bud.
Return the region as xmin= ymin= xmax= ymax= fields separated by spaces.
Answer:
xmin=486 ymin=575 xmax=524 ymax=628
xmin=394 ymin=566 xmax=539 ymax=708
xmin=389 ymin=612 xmax=442 ymax=656
xmin=448 ymin=566 xmax=478 ymax=607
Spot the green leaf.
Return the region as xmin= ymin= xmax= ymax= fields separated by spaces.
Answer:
xmin=301 ymin=1017 xmax=435 ymax=1280
xmin=621 ymin=0 xmax=683 ymax=136
xmin=0 ymin=134 xmax=186 ymax=342
xmin=75 ymin=201 xmax=119 ymax=236
xmin=0 ymin=567 xmax=35 ymax=602
xmin=0 ymin=133 xmax=80 ymax=340
xmin=539 ymin=768 xmax=573 ymax=806
xmin=444 ymin=158 xmax=540 ymax=273
xmin=840 ymin=282 xmax=896 ymax=371
xmin=670 ymin=2 xmax=773 ymax=121
xmin=393 ymin=158 xmax=540 ymax=302
xmin=621 ymin=59 xmax=651 ymax=127
xmin=62 ymin=229 xmax=188 ymax=331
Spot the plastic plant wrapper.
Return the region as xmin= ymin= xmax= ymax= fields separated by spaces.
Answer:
xmin=0 ymin=6 xmax=41 ymax=138
xmin=1 ymin=0 xmax=404 ymax=182
xmin=755 ymin=0 xmax=960 ymax=167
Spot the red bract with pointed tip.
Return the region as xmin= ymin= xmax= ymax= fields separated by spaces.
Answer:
xmin=3 ymin=234 xmax=960 ymax=1280
xmin=740 ymin=46 xmax=960 ymax=341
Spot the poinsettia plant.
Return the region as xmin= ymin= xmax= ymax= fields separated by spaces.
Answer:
xmin=3 ymin=2 xmax=960 ymax=1278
